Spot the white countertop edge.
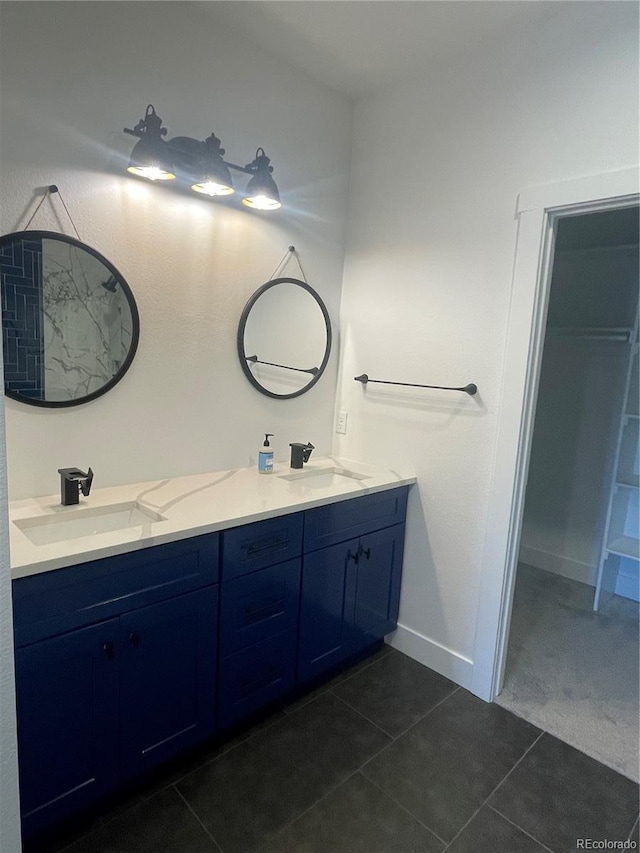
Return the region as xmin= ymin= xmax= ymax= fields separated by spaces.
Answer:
xmin=9 ymin=457 xmax=416 ymax=580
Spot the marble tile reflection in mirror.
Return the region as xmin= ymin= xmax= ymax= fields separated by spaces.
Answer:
xmin=0 ymin=231 xmax=139 ymax=407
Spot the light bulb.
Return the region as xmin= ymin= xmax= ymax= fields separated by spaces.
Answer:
xmin=191 ymin=181 xmax=234 ymax=197
xmin=242 ymin=194 xmax=281 ymax=211
xmin=127 ymin=165 xmax=176 ymax=181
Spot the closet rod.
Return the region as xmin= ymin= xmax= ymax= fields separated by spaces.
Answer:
xmin=546 ymin=327 xmax=633 ymax=342
xmin=354 ymin=374 xmax=477 ymax=395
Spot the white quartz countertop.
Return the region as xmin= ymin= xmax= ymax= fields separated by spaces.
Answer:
xmin=9 ymin=457 xmax=416 ymax=579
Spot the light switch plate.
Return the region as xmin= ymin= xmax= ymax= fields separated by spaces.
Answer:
xmin=336 ymin=411 xmax=348 ymax=434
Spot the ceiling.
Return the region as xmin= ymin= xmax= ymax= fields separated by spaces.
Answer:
xmin=206 ymin=1 xmax=584 ymax=99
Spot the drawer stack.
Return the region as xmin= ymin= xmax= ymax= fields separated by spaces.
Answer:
xmin=218 ymin=513 xmax=303 ymax=729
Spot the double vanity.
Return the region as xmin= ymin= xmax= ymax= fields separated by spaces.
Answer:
xmin=0 ymin=175 xmax=414 ymax=844
xmin=9 ymin=458 xmax=414 ymax=841
xmin=0 ymin=214 xmax=413 ymax=844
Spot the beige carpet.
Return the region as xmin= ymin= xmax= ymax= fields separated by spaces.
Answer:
xmin=496 ymin=563 xmax=639 ymax=782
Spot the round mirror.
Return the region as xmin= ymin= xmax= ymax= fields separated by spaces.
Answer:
xmin=0 ymin=230 xmax=139 ymax=407
xmin=238 ymin=277 xmax=331 ymax=399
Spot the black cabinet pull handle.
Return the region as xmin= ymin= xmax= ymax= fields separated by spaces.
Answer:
xmin=129 ymin=632 xmax=140 ymax=648
xmin=361 ymin=546 xmax=371 ymax=560
xmin=244 ymin=599 xmax=285 ymax=619
xmin=246 ymin=537 xmax=288 ymax=556
xmin=347 ymin=550 xmax=359 ymax=564
xmin=102 ymin=642 xmax=115 ymax=659
xmin=240 ymin=666 xmax=280 ymax=694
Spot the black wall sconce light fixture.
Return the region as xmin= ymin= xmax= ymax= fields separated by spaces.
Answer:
xmin=124 ymin=104 xmax=281 ymax=211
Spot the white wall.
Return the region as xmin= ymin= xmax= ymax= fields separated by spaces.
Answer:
xmin=335 ymin=2 xmax=639 ymax=688
xmin=0 ymin=399 xmax=20 ymax=847
xmin=0 ymin=1 xmax=353 ymax=500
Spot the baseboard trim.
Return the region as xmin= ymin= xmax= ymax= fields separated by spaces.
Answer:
xmin=519 ymin=545 xmax=597 ymax=587
xmin=388 ymin=623 xmax=474 ymax=692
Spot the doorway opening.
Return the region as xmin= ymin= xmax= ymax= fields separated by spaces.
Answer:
xmin=496 ymin=204 xmax=639 ymax=781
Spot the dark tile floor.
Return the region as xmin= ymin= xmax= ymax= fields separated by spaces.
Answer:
xmin=32 ymin=647 xmax=639 ymax=853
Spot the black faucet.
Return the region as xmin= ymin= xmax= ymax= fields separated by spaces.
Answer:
xmin=289 ymin=442 xmax=315 ymax=469
xmin=57 ymin=467 xmax=94 ymax=506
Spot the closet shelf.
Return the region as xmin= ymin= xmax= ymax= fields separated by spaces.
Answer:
xmin=606 ymin=536 xmax=640 ymax=561
xmin=616 ymin=477 xmax=640 ymax=490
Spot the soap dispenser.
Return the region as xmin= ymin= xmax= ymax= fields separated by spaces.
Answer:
xmin=258 ymin=433 xmax=274 ymax=474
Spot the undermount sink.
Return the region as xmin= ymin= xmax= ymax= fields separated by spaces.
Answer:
xmin=14 ymin=501 xmax=167 ymax=546
xmin=278 ymin=466 xmax=371 ymax=489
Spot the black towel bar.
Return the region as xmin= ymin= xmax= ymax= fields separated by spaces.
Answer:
xmin=354 ymin=374 xmax=477 ymax=395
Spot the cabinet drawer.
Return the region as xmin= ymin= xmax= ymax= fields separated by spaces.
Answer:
xmin=220 ymin=558 xmax=301 ymax=657
xmin=221 ymin=513 xmax=303 ymax=579
xmin=13 ymin=533 xmax=220 ymax=647
xmin=304 ymin=487 xmax=408 ymax=552
xmin=218 ymin=631 xmax=296 ymax=729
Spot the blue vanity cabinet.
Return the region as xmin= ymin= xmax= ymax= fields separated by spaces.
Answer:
xmin=218 ymin=629 xmax=298 ymax=729
xmin=219 ymin=557 xmax=301 ymax=657
xmin=218 ymin=516 xmax=303 ymax=729
xmin=119 ymin=586 xmax=218 ymax=783
xmin=12 ymin=488 xmax=409 ymax=840
xmin=221 ymin=513 xmax=303 ymax=580
xmin=14 ymin=619 xmax=120 ymax=839
xmin=12 ymin=532 xmax=220 ymax=841
xmin=303 ymin=487 xmax=408 ymax=552
xmin=351 ymin=524 xmax=405 ymax=656
xmin=297 ymin=538 xmax=359 ymax=684
xmin=298 ymin=487 xmax=408 ymax=685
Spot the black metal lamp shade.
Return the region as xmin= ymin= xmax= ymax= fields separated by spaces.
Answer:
xmin=242 ymin=149 xmax=281 ymax=210
xmin=127 ymin=134 xmax=176 ymax=181
xmin=190 ymin=133 xmax=234 ymax=197
xmin=125 ymin=104 xmax=175 ymax=181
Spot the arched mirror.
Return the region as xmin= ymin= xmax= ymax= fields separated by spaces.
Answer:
xmin=0 ymin=230 xmax=139 ymax=407
xmin=238 ymin=277 xmax=332 ymax=399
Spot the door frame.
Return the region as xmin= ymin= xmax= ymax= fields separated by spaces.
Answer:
xmin=471 ymin=167 xmax=640 ymax=702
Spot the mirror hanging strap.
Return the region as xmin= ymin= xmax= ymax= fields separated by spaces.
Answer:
xmin=23 ymin=185 xmax=81 ymax=241
xmin=268 ymin=245 xmax=308 ymax=283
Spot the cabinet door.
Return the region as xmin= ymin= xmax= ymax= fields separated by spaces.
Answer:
xmin=119 ymin=586 xmax=218 ymax=782
xmin=15 ymin=619 xmax=119 ymax=839
xmin=353 ymin=524 xmax=405 ymax=654
xmin=297 ymin=538 xmax=359 ymax=685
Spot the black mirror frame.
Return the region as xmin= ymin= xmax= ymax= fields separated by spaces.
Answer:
xmin=0 ymin=230 xmax=140 ymax=408
xmin=237 ymin=277 xmax=332 ymax=400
